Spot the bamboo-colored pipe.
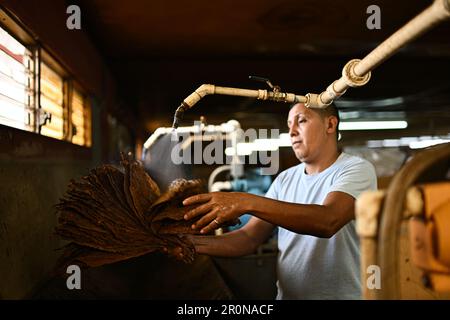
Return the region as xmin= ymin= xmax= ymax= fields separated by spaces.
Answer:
xmin=172 ymin=0 xmax=450 ymax=128
xmin=309 ymin=0 xmax=450 ymax=108
xmin=184 ymin=84 xmax=306 ymax=107
xmin=172 ymin=84 xmax=306 ymax=128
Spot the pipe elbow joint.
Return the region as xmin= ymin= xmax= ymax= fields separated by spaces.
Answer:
xmin=305 ymin=93 xmax=331 ymax=109
xmin=195 ymin=84 xmax=215 ymax=98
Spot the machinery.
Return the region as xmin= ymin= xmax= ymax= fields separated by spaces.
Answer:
xmin=142 ymin=119 xmax=273 ymax=226
xmin=356 ymin=143 xmax=450 ymax=299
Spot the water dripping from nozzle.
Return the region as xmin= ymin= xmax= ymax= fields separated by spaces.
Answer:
xmin=170 ymin=127 xmax=179 ymax=141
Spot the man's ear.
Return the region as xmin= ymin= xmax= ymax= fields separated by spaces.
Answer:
xmin=326 ymin=116 xmax=338 ymax=134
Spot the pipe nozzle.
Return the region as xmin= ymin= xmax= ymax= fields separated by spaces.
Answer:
xmin=172 ymin=102 xmax=189 ymax=129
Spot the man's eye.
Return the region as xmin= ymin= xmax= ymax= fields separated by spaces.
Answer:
xmin=298 ymin=119 xmax=306 ymax=124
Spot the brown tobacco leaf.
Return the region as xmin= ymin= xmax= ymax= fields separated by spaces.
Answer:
xmin=55 ymin=154 xmax=239 ymax=273
xmin=121 ymin=153 xmax=160 ymax=225
xmin=150 ymin=179 xmax=240 ymax=234
xmin=149 ymin=179 xmax=204 ymax=233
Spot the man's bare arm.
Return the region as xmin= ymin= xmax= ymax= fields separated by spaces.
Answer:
xmin=190 ymin=217 xmax=275 ymax=257
xmin=184 ymin=191 xmax=355 ymax=237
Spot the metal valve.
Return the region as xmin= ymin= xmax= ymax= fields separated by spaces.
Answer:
xmin=249 ymin=76 xmax=281 ymax=93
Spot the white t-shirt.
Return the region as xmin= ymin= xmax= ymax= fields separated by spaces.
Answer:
xmin=265 ymin=152 xmax=377 ymax=299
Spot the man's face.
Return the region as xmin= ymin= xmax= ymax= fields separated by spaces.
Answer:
xmin=287 ymin=103 xmax=330 ymax=163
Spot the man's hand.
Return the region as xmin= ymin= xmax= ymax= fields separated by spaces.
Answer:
xmin=183 ymin=192 xmax=249 ymax=234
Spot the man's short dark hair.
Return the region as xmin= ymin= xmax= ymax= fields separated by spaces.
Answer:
xmin=313 ymin=103 xmax=340 ymax=141
xmin=290 ymin=103 xmax=340 ymax=141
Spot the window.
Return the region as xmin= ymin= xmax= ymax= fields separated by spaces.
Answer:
xmin=0 ymin=11 xmax=92 ymax=148
xmin=0 ymin=25 xmax=34 ymax=131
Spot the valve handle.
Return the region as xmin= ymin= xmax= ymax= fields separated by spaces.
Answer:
xmin=248 ymin=75 xmax=281 ymax=93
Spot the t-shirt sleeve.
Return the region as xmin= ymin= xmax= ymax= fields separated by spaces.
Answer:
xmin=329 ymin=159 xmax=377 ymax=199
xmin=265 ymin=172 xmax=283 ymax=200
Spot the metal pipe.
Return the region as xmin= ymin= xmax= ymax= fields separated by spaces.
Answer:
xmin=172 ymin=0 xmax=450 ymax=127
xmin=172 ymin=84 xmax=306 ymax=128
xmin=309 ymin=0 xmax=450 ymax=108
xmin=356 ymin=0 xmax=450 ymax=76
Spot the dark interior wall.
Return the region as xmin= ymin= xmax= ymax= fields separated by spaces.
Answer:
xmin=0 ymin=128 xmax=93 ymax=299
xmin=0 ymin=0 xmax=128 ymax=299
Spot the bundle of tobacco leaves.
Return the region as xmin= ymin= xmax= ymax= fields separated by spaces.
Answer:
xmin=55 ymin=153 xmax=239 ymax=272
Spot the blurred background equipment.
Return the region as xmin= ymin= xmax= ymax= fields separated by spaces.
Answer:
xmin=143 ymin=119 xmax=273 ymax=229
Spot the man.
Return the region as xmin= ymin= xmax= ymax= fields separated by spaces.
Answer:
xmin=182 ymin=102 xmax=377 ymax=299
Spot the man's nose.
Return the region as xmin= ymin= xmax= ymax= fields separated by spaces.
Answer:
xmin=289 ymin=124 xmax=298 ymax=137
